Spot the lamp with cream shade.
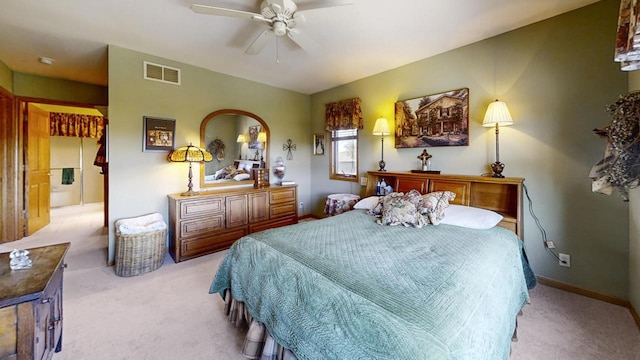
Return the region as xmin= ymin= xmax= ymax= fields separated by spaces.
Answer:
xmin=372 ymin=117 xmax=391 ymax=171
xmin=236 ymin=134 xmax=247 ymax=159
xmin=257 ymin=131 xmax=267 ymax=166
xmin=482 ymin=99 xmax=513 ymax=178
xmin=168 ymin=143 xmax=213 ymax=196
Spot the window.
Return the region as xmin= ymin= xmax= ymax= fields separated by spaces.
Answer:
xmin=330 ymin=129 xmax=358 ymax=181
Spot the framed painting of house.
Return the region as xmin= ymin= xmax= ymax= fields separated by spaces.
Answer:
xmin=394 ymin=88 xmax=469 ymax=148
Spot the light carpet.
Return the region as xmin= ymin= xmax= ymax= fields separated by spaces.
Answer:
xmin=1 ymin=203 xmax=638 ymax=359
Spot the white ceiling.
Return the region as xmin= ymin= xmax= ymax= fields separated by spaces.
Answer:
xmin=0 ymin=0 xmax=601 ymax=95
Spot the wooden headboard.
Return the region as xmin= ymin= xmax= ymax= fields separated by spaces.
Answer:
xmin=365 ymin=171 xmax=524 ymax=238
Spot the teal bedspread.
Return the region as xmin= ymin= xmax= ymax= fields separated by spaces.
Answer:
xmin=210 ymin=210 xmax=534 ymax=360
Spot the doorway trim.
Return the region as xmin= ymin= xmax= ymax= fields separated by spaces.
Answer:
xmin=6 ymin=96 xmax=107 ymax=242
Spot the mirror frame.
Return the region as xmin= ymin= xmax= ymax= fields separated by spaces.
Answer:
xmin=199 ymin=109 xmax=270 ymax=189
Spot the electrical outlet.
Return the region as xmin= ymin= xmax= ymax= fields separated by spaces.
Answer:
xmin=559 ymin=253 xmax=571 ymax=267
xmin=546 ymin=241 xmax=556 ymax=249
xmin=360 ymin=176 xmax=368 ymax=186
xmin=298 ymin=202 xmax=304 ymax=208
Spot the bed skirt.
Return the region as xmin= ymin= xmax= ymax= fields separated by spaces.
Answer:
xmin=223 ymin=289 xmax=523 ymax=359
xmin=224 ymin=290 xmax=298 ymax=360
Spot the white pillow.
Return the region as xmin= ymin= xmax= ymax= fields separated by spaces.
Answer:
xmin=440 ymin=205 xmax=503 ymax=229
xmin=353 ymin=196 xmax=381 ymax=210
xmin=233 ymin=173 xmax=251 ymax=181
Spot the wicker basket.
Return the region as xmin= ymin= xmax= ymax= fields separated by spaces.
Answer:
xmin=114 ymin=214 xmax=167 ymax=277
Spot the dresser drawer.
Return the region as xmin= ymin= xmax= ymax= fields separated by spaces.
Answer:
xmin=181 ymin=228 xmax=247 ymax=259
xmin=270 ymin=202 xmax=296 ymax=219
xmin=179 ymin=197 xmax=224 ymax=219
xmin=270 ymin=187 xmax=296 ymax=204
xmin=179 ymin=214 xmax=224 ymax=238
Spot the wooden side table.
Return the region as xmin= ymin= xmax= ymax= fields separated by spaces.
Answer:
xmin=324 ymin=194 xmax=360 ymax=216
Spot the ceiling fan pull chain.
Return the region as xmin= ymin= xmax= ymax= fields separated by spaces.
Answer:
xmin=276 ymin=36 xmax=280 ymax=64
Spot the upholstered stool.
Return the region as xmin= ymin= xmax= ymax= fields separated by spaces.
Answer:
xmin=114 ymin=213 xmax=167 ymax=277
xmin=324 ymin=194 xmax=360 ymax=216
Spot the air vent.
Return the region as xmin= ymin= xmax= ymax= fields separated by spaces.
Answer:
xmin=144 ymin=61 xmax=181 ymax=85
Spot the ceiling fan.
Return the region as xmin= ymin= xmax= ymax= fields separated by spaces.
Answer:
xmin=191 ymin=0 xmax=352 ymax=56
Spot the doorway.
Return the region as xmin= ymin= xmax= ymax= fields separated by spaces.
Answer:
xmin=0 ymin=97 xmax=108 ymax=243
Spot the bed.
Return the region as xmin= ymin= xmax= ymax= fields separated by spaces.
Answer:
xmin=210 ymin=172 xmax=536 ymax=360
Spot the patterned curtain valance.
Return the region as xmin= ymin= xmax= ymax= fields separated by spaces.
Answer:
xmin=615 ymin=0 xmax=640 ymax=70
xmin=50 ymin=112 xmax=105 ymax=138
xmin=325 ymin=97 xmax=364 ymax=131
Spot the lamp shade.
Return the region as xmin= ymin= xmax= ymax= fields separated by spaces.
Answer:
xmin=482 ymin=100 xmax=513 ymax=127
xmin=372 ymin=117 xmax=391 ymax=136
xmin=257 ymin=132 xmax=267 ymax=143
xmin=168 ymin=143 xmax=213 ymax=163
xmin=236 ymin=134 xmax=247 ymax=143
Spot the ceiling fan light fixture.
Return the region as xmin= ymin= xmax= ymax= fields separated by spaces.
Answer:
xmin=273 ymin=21 xmax=287 ymax=36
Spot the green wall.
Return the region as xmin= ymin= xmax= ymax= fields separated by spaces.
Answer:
xmin=310 ymin=0 xmax=629 ymax=298
xmin=107 ymin=45 xmax=311 ymax=263
xmin=0 ymin=60 xmax=12 ymax=93
xmin=12 ymin=73 xmax=107 ymax=105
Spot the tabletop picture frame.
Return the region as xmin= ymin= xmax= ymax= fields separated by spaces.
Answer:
xmin=143 ymin=116 xmax=175 ymax=152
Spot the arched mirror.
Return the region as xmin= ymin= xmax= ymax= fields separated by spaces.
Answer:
xmin=200 ymin=109 xmax=270 ymax=189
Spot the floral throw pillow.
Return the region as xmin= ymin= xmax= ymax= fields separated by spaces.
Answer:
xmin=420 ymin=191 xmax=456 ymax=225
xmin=377 ymin=190 xmax=427 ymax=228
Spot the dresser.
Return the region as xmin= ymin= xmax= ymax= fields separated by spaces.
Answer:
xmin=168 ymin=185 xmax=298 ymax=262
xmin=0 ymin=242 xmax=70 ymax=360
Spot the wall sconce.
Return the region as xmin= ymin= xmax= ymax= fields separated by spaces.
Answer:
xmin=482 ymin=99 xmax=513 ymax=178
xmin=372 ymin=117 xmax=391 ymax=171
xmin=168 ymin=143 xmax=213 ymax=196
xmin=236 ymin=134 xmax=247 ymax=159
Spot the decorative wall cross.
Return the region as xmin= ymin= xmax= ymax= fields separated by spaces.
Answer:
xmin=283 ymin=139 xmax=296 ymax=160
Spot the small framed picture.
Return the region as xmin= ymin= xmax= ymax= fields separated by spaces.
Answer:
xmin=143 ymin=116 xmax=175 ymax=152
xmin=314 ymin=133 xmax=325 ymax=155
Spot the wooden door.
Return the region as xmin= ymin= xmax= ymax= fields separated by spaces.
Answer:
xmin=26 ymin=103 xmax=50 ymax=235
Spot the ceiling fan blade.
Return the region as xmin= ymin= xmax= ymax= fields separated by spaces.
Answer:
xmin=246 ymin=30 xmax=276 ymax=55
xmin=296 ymin=0 xmax=353 ymax=12
xmin=191 ymin=4 xmax=261 ymax=20
xmin=287 ymin=28 xmax=323 ymax=56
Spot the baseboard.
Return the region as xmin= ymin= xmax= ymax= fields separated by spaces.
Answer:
xmin=536 ymin=276 xmax=630 ymax=308
xmin=631 ymin=303 xmax=640 ymax=330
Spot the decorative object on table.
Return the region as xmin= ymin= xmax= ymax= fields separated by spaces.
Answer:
xmin=482 ymin=99 xmax=514 ymax=178
xmin=283 ymin=139 xmax=296 ymax=160
xmin=411 ymin=149 xmax=441 ymax=174
xmin=373 ymin=117 xmax=391 ymax=171
xmin=272 ymin=156 xmax=286 ymax=185
xmin=375 ymin=178 xmax=393 ymax=196
xmin=418 ymin=149 xmax=432 ymax=170
xmin=394 ymin=88 xmax=469 ymax=148
xmin=590 ymin=90 xmax=640 ymax=201
xmin=236 ymin=134 xmax=247 ymax=159
xmin=207 ymin=138 xmax=226 ymax=162
xmin=168 ymin=143 xmax=213 ymax=196
xmin=253 ymin=168 xmax=267 ymax=188
xmin=143 ymin=116 xmax=175 ymax=152
xmin=9 ymin=249 xmax=32 ymax=270
xmin=313 ymin=133 xmax=325 ymax=155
